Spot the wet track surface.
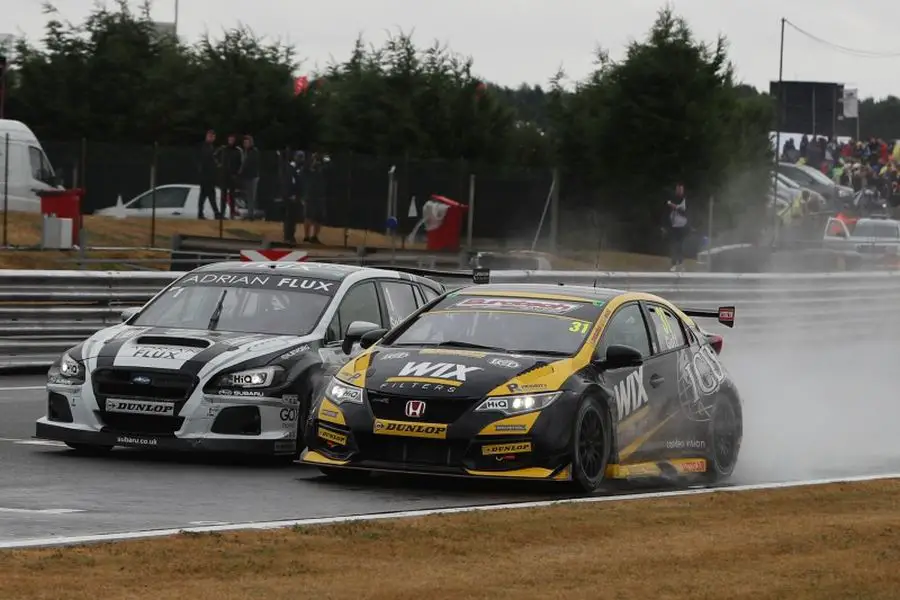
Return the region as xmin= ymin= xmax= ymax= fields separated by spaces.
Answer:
xmin=3 ymin=330 xmax=900 ymax=545
xmin=0 ymin=374 xmax=705 ymax=545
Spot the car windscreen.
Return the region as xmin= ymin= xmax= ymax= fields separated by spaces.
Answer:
xmin=386 ymin=294 xmax=606 ymax=355
xmin=132 ymin=271 xmax=337 ymax=335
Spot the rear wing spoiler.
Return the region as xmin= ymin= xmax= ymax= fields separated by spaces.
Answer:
xmin=682 ymin=306 xmax=735 ymax=328
xmin=380 ymin=266 xmax=490 ymax=284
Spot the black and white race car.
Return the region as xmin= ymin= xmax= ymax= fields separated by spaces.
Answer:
xmin=35 ymin=261 xmax=444 ymax=458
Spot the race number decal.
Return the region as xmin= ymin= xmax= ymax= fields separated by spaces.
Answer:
xmin=568 ymin=320 xmax=590 ymax=334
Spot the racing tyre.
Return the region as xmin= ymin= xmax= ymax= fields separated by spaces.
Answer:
xmin=318 ymin=467 xmax=371 ymax=483
xmin=571 ymin=397 xmax=612 ymax=493
xmin=65 ymin=442 xmax=113 ymax=455
xmin=703 ymin=394 xmax=743 ymax=483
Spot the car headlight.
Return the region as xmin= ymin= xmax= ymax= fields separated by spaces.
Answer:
xmin=216 ymin=366 xmax=283 ymax=388
xmin=324 ymin=377 xmax=363 ymax=405
xmin=57 ymin=352 xmax=85 ymax=382
xmin=474 ymin=392 xmax=561 ymax=416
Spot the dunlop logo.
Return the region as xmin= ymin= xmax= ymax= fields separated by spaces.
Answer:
xmin=373 ymin=419 xmax=448 ymax=439
xmin=317 ymin=427 xmax=347 ymax=446
xmin=482 ymin=442 xmax=532 ymax=456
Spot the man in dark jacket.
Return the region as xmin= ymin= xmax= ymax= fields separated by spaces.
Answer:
xmin=240 ymin=134 xmax=261 ymax=221
xmin=198 ymin=130 xmax=220 ymax=219
xmin=215 ymin=134 xmax=244 ymax=219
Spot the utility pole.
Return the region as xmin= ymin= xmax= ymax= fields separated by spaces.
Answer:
xmin=772 ymin=17 xmax=786 ymax=238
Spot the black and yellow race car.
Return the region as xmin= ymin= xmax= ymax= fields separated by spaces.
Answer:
xmin=300 ymin=283 xmax=742 ymax=492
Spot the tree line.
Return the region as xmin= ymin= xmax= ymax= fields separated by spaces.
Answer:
xmin=12 ymin=1 xmax=897 ymax=246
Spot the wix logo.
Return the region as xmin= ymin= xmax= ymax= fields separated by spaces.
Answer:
xmin=614 ymin=366 xmax=649 ymax=421
xmin=396 ymin=361 xmax=482 ymax=382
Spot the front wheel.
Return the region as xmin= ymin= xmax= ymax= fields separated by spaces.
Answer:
xmin=65 ymin=442 xmax=113 ymax=455
xmin=703 ymin=394 xmax=743 ymax=483
xmin=571 ymin=397 xmax=612 ymax=493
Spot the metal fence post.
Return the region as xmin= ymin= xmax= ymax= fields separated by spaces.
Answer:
xmin=549 ymin=168 xmax=560 ymax=252
xmin=150 ymin=142 xmax=158 ymax=247
xmin=467 ymin=173 xmax=475 ymax=250
xmin=707 ymin=195 xmax=715 ymax=272
xmin=386 ymin=165 xmax=396 ymax=235
xmin=2 ymin=133 xmax=8 ymax=247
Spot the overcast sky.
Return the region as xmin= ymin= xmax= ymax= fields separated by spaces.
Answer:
xmin=5 ymin=0 xmax=899 ymax=99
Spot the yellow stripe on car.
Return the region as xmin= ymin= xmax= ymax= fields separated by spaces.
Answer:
xmin=317 ymin=398 xmax=346 ymax=426
xmin=301 ymin=449 xmax=350 ymax=466
xmin=336 ymin=350 xmax=373 ymax=387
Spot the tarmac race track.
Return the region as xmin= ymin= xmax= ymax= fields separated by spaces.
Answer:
xmin=0 ymin=375 xmax=682 ymax=545
xmin=2 ymin=329 xmax=900 ymax=546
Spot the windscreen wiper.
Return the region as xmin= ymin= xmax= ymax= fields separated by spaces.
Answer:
xmin=207 ymin=289 xmax=227 ymax=331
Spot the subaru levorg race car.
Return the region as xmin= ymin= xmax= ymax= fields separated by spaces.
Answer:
xmin=302 ymin=284 xmax=742 ymax=492
xmin=35 ymin=261 xmax=444 ymax=457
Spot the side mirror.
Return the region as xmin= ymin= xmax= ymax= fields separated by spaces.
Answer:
xmin=341 ymin=320 xmax=382 ymax=355
xmin=360 ymin=328 xmax=388 ymax=350
xmin=593 ymin=344 xmax=644 ymax=370
xmin=121 ymin=307 xmax=140 ymax=323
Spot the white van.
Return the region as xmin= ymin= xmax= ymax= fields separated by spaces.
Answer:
xmin=0 ymin=119 xmax=61 ymax=212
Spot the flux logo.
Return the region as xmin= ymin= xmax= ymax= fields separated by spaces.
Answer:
xmin=390 ymin=361 xmax=482 ymax=384
xmin=614 ymin=366 xmax=649 ymax=421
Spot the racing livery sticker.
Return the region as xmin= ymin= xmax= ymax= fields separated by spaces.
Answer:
xmin=385 ymin=362 xmax=482 ymax=387
xmin=452 ymin=297 xmax=580 ymax=315
xmin=676 ymin=345 xmax=725 ymax=421
xmin=176 ymin=273 xmax=336 ymax=295
xmin=373 ymin=419 xmax=448 ymax=439
xmin=613 ymin=366 xmax=648 ymax=421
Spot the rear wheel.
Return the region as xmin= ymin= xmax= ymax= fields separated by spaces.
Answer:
xmin=571 ymin=397 xmax=612 ymax=493
xmin=65 ymin=442 xmax=113 ymax=455
xmin=318 ymin=467 xmax=370 ymax=483
xmin=703 ymin=394 xmax=742 ymax=483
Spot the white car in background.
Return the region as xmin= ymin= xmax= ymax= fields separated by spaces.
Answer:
xmin=94 ymin=184 xmax=264 ymax=220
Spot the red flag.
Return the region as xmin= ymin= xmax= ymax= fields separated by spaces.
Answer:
xmin=293 ymin=76 xmax=309 ymax=96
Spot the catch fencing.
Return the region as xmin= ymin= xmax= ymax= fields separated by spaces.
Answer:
xmin=2 ymin=268 xmax=899 ymax=370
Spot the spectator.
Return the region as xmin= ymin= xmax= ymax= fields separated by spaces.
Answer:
xmin=215 ymin=133 xmax=244 ymax=219
xmin=240 ymin=134 xmax=261 ymax=221
xmin=666 ymin=183 xmax=688 ymax=272
xmin=303 ymin=152 xmax=328 ymax=244
xmin=198 ymin=129 xmax=221 ymax=219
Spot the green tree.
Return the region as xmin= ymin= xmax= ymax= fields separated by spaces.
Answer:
xmin=550 ymin=7 xmax=772 ymax=247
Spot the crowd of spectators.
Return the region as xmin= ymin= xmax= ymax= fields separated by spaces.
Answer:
xmin=781 ymin=135 xmax=900 ymax=205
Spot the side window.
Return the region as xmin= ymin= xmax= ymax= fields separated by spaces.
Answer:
xmin=326 ymin=282 xmax=382 ymax=343
xmin=597 ymin=303 xmax=651 ymax=358
xmin=380 ymin=281 xmax=419 ymax=327
xmin=28 ymin=147 xmax=55 ymax=184
xmin=420 ymin=285 xmax=440 ymax=303
xmin=646 ymin=304 xmax=687 ymax=352
xmin=134 ymin=188 xmax=189 ymax=209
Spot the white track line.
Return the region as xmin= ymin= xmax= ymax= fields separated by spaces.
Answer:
xmin=1 ymin=471 xmax=899 ymax=550
xmin=0 ymin=386 xmax=44 ymax=392
xmin=0 ymin=508 xmax=84 ymax=515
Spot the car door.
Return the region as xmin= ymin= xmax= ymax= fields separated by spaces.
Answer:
xmin=319 ymin=281 xmax=387 ymax=369
xmin=132 ymin=186 xmax=191 ymax=217
xmin=594 ymin=302 xmax=666 ymax=461
xmin=640 ymin=302 xmax=702 ymax=457
xmin=379 ymin=280 xmax=421 ymax=328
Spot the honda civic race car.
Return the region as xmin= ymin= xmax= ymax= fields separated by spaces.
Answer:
xmin=35 ymin=261 xmax=444 ymax=457
xmin=302 ymin=284 xmax=742 ymax=492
